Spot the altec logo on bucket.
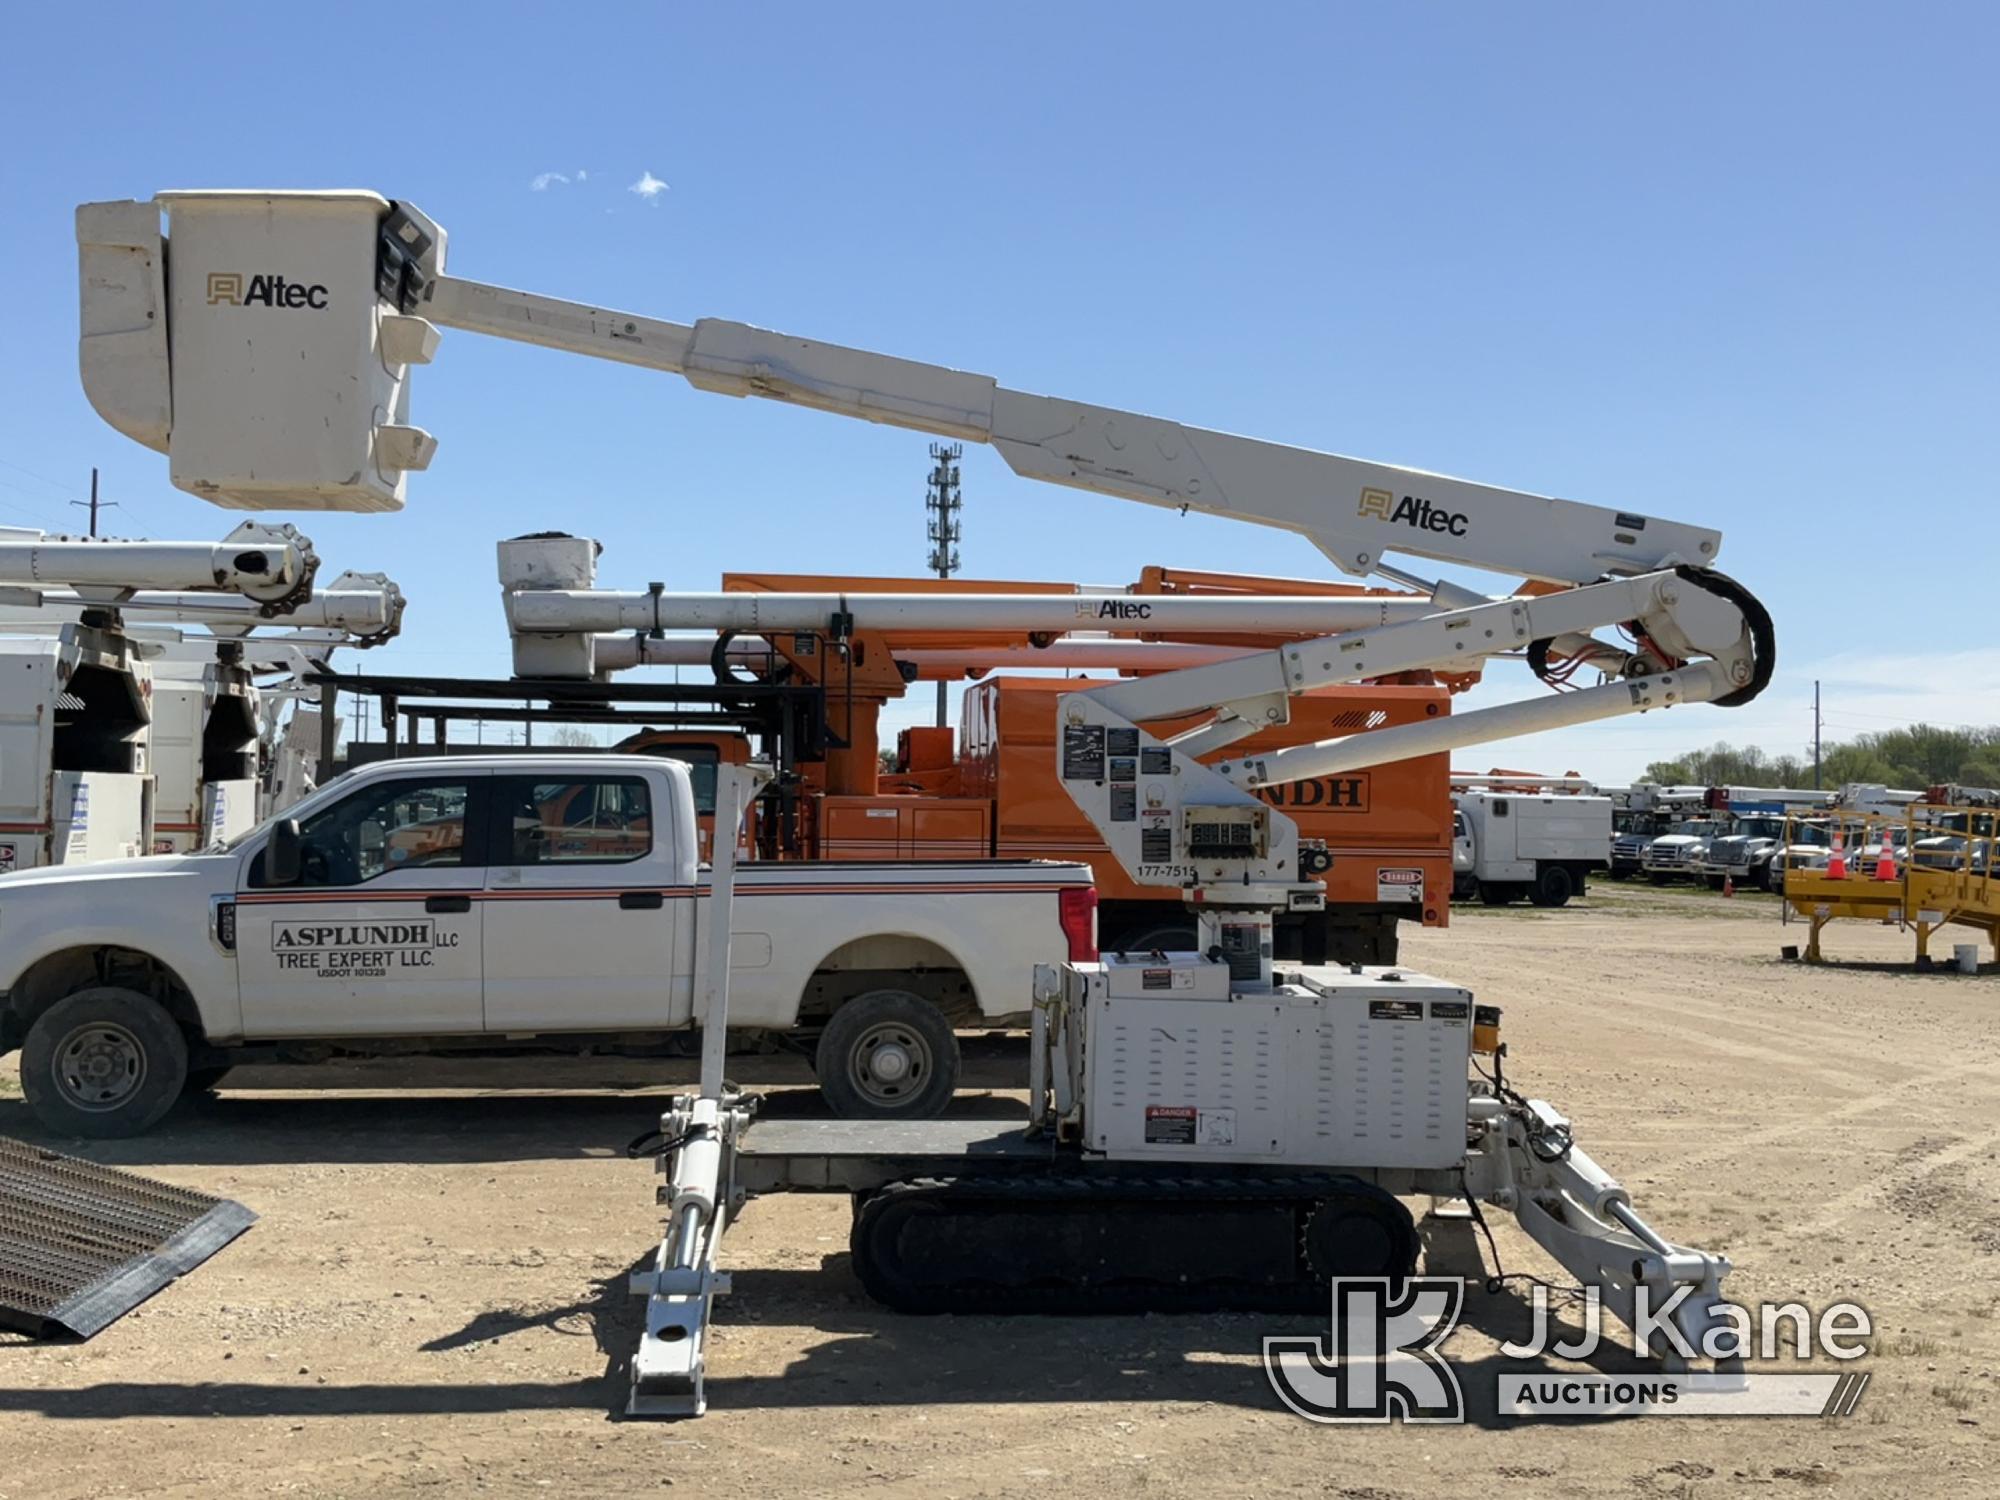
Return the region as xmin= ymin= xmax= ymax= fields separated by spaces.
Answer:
xmin=206 ymin=271 xmax=330 ymax=309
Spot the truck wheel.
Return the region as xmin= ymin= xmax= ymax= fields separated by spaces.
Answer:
xmin=20 ymin=987 xmax=189 ymax=1139
xmin=1530 ymin=865 xmax=1576 ymax=908
xmin=1477 ymin=882 xmax=1513 ymax=906
xmin=815 ymin=991 xmax=960 ymax=1120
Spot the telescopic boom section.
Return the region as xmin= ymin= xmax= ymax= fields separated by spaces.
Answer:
xmin=0 ymin=522 xmax=318 ymax=615
xmin=29 ymin=570 xmax=409 ymax=645
xmin=430 ymin=277 xmax=1717 ymax=585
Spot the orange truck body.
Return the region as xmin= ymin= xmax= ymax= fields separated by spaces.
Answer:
xmin=613 ymin=566 xmax=1459 ymax=964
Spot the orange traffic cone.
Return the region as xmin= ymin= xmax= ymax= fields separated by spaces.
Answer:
xmin=1827 ymin=830 xmax=1848 ymax=880
xmin=1874 ymin=831 xmax=1898 ymax=881
xmin=1723 ymin=874 xmax=1736 ymax=897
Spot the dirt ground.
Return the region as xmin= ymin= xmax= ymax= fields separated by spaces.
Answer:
xmin=4 ymin=884 xmax=1999 ymax=1498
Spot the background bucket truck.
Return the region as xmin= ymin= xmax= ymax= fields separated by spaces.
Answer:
xmin=69 ymin=187 xmax=1775 ymax=1416
xmin=0 ymin=522 xmax=317 ymax=870
xmin=3 ymin=569 xmax=407 ymax=850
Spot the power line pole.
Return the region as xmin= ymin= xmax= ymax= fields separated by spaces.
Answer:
xmin=70 ymin=467 xmax=118 ymax=536
xmin=924 ymin=442 xmax=964 ymax=727
xmin=1813 ymin=679 xmax=1822 ymax=790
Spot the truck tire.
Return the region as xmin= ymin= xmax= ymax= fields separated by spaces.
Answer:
xmin=20 ymin=987 xmax=189 ymax=1139
xmin=815 ymin=990 xmax=960 ymax=1120
xmin=1477 ymin=882 xmax=1514 ymax=906
xmin=1530 ymin=865 xmax=1576 ymax=908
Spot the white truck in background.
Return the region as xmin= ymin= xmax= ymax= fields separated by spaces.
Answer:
xmin=1452 ymin=788 xmax=1611 ymax=906
xmin=0 ymin=753 xmax=1095 ymax=1136
xmin=1690 ymin=788 xmax=1833 ymax=890
xmin=1607 ymin=784 xmax=1708 ymax=878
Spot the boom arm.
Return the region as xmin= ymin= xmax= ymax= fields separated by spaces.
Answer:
xmin=0 ymin=570 xmax=406 ymax=645
xmin=1049 ymin=562 xmax=1768 ymax=957
xmin=0 ymin=522 xmax=317 ymax=613
xmin=430 ymin=276 xmax=1718 ymax=584
xmin=80 ymin=191 xmax=1719 ymax=586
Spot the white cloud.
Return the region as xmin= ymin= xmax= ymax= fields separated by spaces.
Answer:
xmin=629 ymin=170 xmax=669 ymax=201
xmin=530 ymin=171 xmax=570 ymax=192
xmin=576 ymin=168 xmax=588 ymax=181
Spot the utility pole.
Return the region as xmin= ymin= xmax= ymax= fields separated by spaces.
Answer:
xmin=69 ymin=468 xmax=118 ymax=537
xmin=1813 ymin=679 xmax=1822 ymax=790
xmin=924 ymin=442 xmax=964 ymax=727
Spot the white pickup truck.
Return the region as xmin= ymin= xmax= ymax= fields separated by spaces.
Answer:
xmin=0 ymin=754 xmax=1096 ymax=1136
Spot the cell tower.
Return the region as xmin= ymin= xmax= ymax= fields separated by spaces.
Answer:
xmin=924 ymin=442 xmax=964 ymax=726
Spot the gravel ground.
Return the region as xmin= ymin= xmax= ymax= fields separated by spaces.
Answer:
xmin=2 ymin=883 xmax=1997 ymax=1497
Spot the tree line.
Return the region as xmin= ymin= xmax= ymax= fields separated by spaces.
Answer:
xmin=1643 ymin=725 xmax=2000 ymax=791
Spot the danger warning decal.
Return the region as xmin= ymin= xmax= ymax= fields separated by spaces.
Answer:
xmin=272 ymin=920 xmax=463 ymax=980
xmin=1376 ymin=866 xmax=1424 ymax=903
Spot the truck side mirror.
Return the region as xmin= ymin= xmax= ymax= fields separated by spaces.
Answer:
xmin=266 ymin=818 xmax=303 ymax=886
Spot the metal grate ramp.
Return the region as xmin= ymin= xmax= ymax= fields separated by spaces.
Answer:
xmin=0 ymin=1137 xmax=255 ymax=1339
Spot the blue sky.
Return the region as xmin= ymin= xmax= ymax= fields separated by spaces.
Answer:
xmin=3 ymin=4 xmax=1993 ymax=778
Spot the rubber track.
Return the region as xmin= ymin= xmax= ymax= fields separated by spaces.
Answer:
xmin=849 ymin=1172 xmax=1416 ymax=1316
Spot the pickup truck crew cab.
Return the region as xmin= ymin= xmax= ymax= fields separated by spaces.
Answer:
xmin=0 ymin=755 xmax=1095 ymax=1136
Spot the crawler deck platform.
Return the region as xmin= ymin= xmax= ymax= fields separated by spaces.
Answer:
xmin=734 ymin=1117 xmax=1056 ymax=1194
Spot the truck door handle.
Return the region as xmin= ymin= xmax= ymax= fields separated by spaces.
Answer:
xmin=619 ymin=891 xmax=664 ymax=910
xmin=425 ymin=895 xmax=472 ymax=914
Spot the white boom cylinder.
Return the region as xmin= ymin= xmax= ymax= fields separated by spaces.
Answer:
xmin=12 ymin=587 xmax=398 ymax=635
xmin=505 ymin=590 xmax=1440 ymax=636
xmin=0 ymin=524 xmax=315 ymax=605
xmin=903 ymin=640 xmax=1263 ymax=674
xmin=1210 ymin=662 xmax=1737 ymax=784
xmin=589 ymin=631 xmax=1265 ymax=675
